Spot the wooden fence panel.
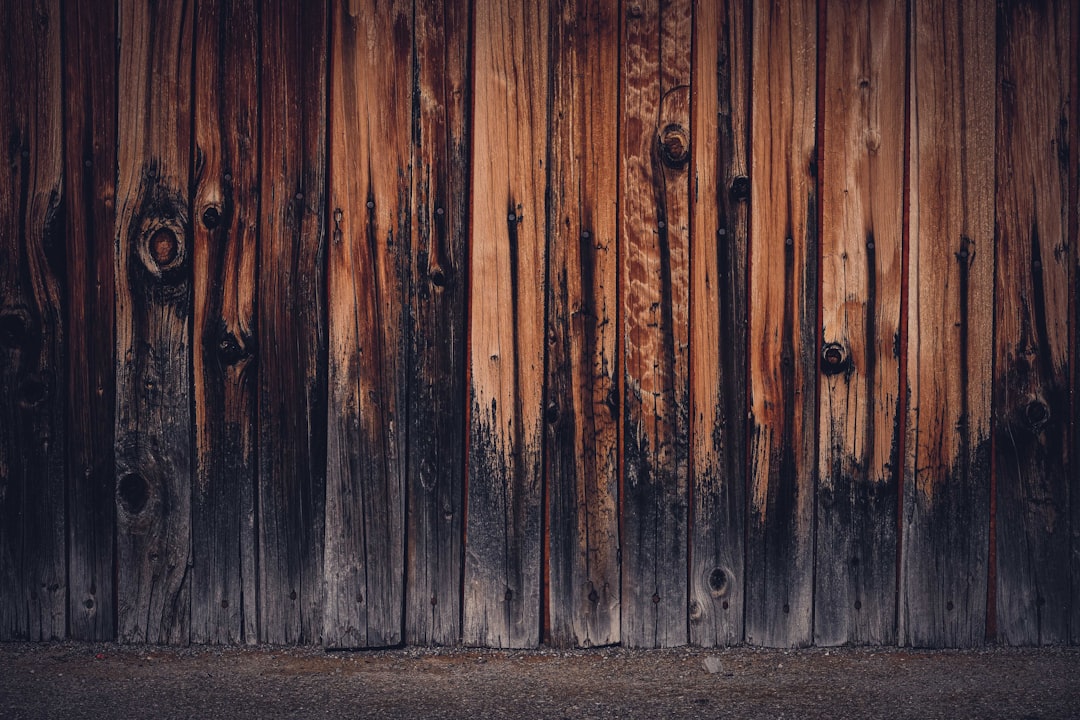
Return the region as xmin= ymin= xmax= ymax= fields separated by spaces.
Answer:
xmin=688 ymin=0 xmax=750 ymax=648
xmin=815 ymin=0 xmax=905 ymax=646
xmin=114 ymin=0 xmax=195 ymax=645
xmin=325 ymin=0 xmax=411 ymax=649
xmin=545 ymin=0 xmax=621 ymax=649
xmin=405 ymin=0 xmax=471 ymax=647
xmin=257 ymin=0 xmax=329 ymax=645
xmin=746 ymin=0 xmax=818 ymax=648
xmin=191 ymin=0 xmax=260 ymax=645
xmin=62 ymin=0 xmax=117 ymax=642
xmin=0 ymin=0 xmax=65 ymax=641
xmin=992 ymin=0 xmax=1072 ymax=646
xmin=901 ymin=0 xmax=995 ymax=648
xmin=619 ymin=0 xmax=692 ymax=650
xmin=464 ymin=0 xmax=549 ymax=649
xmin=1072 ymin=1 xmax=1080 ymax=649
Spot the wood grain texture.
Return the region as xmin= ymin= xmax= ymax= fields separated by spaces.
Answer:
xmin=405 ymin=0 xmax=470 ymax=647
xmin=114 ymin=0 xmax=195 ymax=645
xmin=746 ymin=0 xmax=818 ymax=648
xmin=0 ymin=0 xmax=66 ymax=641
xmin=62 ymin=0 xmax=117 ymax=641
xmin=619 ymin=0 xmax=692 ymax=649
xmin=325 ymin=0 xmax=411 ymax=649
xmin=257 ymin=0 xmax=329 ymax=645
xmin=464 ymin=0 xmax=548 ymax=649
xmin=688 ymin=0 xmax=750 ymax=648
xmin=992 ymin=0 xmax=1072 ymax=647
xmin=545 ymin=0 xmax=620 ymax=649
xmin=901 ymin=0 xmax=995 ymax=648
xmin=815 ymin=0 xmax=904 ymax=647
xmin=1071 ymin=0 xmax=1080 ymax=649
xmin=191 ymin=0 xmax=260 ymax=645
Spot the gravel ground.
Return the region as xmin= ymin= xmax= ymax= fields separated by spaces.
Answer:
xmin=2 ymin=642 xmax=1078 ymax=719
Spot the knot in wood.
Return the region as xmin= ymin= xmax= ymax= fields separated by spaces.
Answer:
xmin=0 ymin=309 xmax=30 ymax=349
xmin=136 ymin=212 xmax=188 ymax=283
xmin=117 ymin=472 xmax=150 ymax=515
xmin=729 ymin=175 xmax=750 ymax=201
xmin=707 ymin=567 xmax=730 ymax=598
xmin=201 ymin=205 xmax=222 ymax=230
xmin=1025 ymin=398 xmax=1050 ymax=430
xmin=658 ymin=123 xmax=690 ymax=168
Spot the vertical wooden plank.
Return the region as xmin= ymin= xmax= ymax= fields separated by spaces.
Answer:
xmin=114 ymin=0 xmax=195 ymax=645
xmin=325 ymin=0 xmax=411 ymax=649
xmin=619 ymin=0 xmax=692 ymax=649
xmin=689 ymin=0 xmax=750 ymax=648
xmin=993 ymin=0 xmax=1072 ymax=647
xmin=901 ymin=0 xmax=995 ymax=648
xmin=258 ymin=0 xmax=329 ymax=645
xmin=1071 ymin=0 xmax=1080 ymax=649
xmin=191 ymin=0 xmax=260 ymax=645
xmin=815 ymin=0 xmax=905 ymax=646
xmin=406 ymin=0 xmax=470 ymax=647
xmin=546 ymin=0 xmax=620 ymax=649
xmin=0 ymin=0 xmax=66 ymax=641
xmin=464 ymin=0 xmax=548 ymax=649
xmin=746 ymin=0 xmax=818 ymax=648
xmin=62 ymin=0 xmax=117 ymax=641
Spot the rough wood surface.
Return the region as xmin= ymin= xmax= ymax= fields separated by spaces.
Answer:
xmin=325 ymin=0 xmax=412 ymax=649
xmin=0 ymin=0 xmax=66 ymax=641
xmin=257 ymin=0 xmax=329 ymax=645
xmin=688 ymin=0 xmax=750 ymax=648
xmin=619 ymin=0 xmax=692 ymax=650
xmin=405 ymin=0 xmax=470 ymax=647
xmin=1071 ymin=0 xmax=1080 ymax=649
xmin=901 ymin=0 xmax=995 ymax=648
xmin=62 ymin=0 xmax=116 ymax=642
xmin=114 ymin=0 xmax=195 ymax=645
xmin=746 ymin=0 xmax=818 ymax=648
xmin=545 ymin=0 xmax=620 ymax=649
xmin=191 ymin=0 xmax=260 ymax=645
xmin=815 ymin=0 xmax=904 ymax=646
xmin=464 ymin=0 xmax=548 ymax=649
xmin=992 ymin=0 xmax=1072 ymax=647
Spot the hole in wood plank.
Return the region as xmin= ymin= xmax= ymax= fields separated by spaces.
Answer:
xmin=729 ymin=176 xmax=750 ymax=201
xmin=1025 ymin=399 xmax=1050 ymax=430
xmin=707 ymin=567 xmax=730 ymax=598
xmin=201 ymin=206 xmax=222 ymax=230
xmin=117 ymin=472 xmax=149 ymax=515
xmin=821 ymin=342 xmax=850 ymax=376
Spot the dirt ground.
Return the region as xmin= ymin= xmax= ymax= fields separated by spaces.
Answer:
xmin=1 ymin=642 xmax=1078 ymax=719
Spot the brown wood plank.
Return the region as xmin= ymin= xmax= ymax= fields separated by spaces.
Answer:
xmin=463 ymin=0 xmax=548 ymax=649
xmin=619 ymin=0 xmax=692 ymax=649
xmin=325 ymin=0 xmax=412 ymax=649
xmin=688 ymin=0 xmax=750 ymax=648
xmin=545 ymin=0 xmax=620 ymax=649
xmin=745 ymin=0 xmax=818 ymax=648
xmin=901 ymin=0 xmax=995 ymax=648
xmin=191 ymin=0 xmax=260 ymax=645
xmin=1071 ymin=0 xmax=1080 ymax=650
xmin=257 ymin=0 xmax=329 ymax=645
xmin=993 ymin=0 xmax=1072 ymax=647
xmin=405 ymin=0 xmax=470 ymax=647
xmin=114 ymin=0 xmax=195 ymax=645
xmin=0 ymin=0 xmax=66 ymax=641
xmin=62 ymin=0 xmax=117 ymax=642
xmin=815 ymin=0 xmax=905 ymax=646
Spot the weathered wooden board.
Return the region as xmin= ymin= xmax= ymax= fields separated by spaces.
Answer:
xmin=815 ymin=0 xmax=904 ymax=646
xmin=325 ymin=0 xmax=411 ymax=649
xmin=257 ymin=0 xmax=329 ymax=645
xmin=405 ymin=0 xmax=470 ymax=647
xmin=0 ymin=0 xmax=66 ymax=641
xmin=901 ymin=0 xmax=995 ymax=648
xmin=191 ymin=0 xmax=260 ymax=645
xmin=688 ymin=0 xmax=750 ymax=648
xmin=619 ymin=0 xmax=693 ymax=650
xmin=1071 ymin=0 xmax=1080 ymax=649
xmin=62 ymin=0 xmax=116 ymax=641
xmin=992 ymin=0 xmax=1072 ymax=647
xmin=545 ymin=0 xmax=620 ymax=649
xmin=746 ymin=0 xmax=818 ymax=648
xmin=464 ymin=0 xmax=548 ymax=649
xmin=114 ymin=0 xmax=195 ymax=644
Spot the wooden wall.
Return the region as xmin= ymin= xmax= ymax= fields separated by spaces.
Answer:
xmin=0 ymin=0 xmax=1077 ymax=649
